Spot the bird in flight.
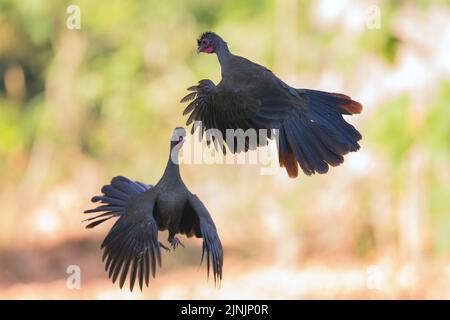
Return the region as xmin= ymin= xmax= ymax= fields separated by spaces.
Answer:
xmin=181 ymin=32 xmax=362 ymax=178
xmin=84 ymin=127 xmax=223 ymax=291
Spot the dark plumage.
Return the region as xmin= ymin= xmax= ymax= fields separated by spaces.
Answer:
xmin=84 ymin=127 xmax=223 ymax=291
xmin=182 ymin=32 xmax=363 ymax=178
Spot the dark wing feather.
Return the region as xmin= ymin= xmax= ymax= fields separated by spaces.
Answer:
xmin=101 ymin=194 xmax=161 ymax=291
xmin=180 ymin=79 xmax=284 ymax=153
xmin=84 ymin=176 xmax=160 ymax=291
xmin=179 ymin=193 xmax=223 ymax=286
xmin=83 ymin=176 xmax=151 ymax=228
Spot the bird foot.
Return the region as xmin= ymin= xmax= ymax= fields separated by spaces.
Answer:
xmin=159 ymin=242 xmax=171 ymax=252
xmin=169 ymin=237 xmax=185 ymax=250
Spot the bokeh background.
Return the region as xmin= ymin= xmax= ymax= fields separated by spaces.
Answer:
xmin=1 ymin=0 xmax=449 ymax=299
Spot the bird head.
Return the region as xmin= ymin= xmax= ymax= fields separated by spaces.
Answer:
xmin=196 ymin=32 xmax=225 ymax=54
xmin=170 ymin=127 xmax=186 ymax=150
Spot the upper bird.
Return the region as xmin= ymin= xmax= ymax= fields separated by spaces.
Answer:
xmin=84 ymin=127 xmax=223 ymax=291
xmin=181 ymin=32 xmax=362 ymax=178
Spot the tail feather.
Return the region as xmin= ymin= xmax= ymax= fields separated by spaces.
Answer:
xmin=278 ymin=126 xmax=299 ymax=178
xmin=307 ymin=94 xmax=362 ymax=151
xmin=84 ymin=176 xmax=151 ymax=229
xmin=286 ymin=119 xmax=329 ymax=174
xmin=278 ymin=89 xmax=362 ymax=177
xmin=305 ymin=90 xmax=363 ymax=115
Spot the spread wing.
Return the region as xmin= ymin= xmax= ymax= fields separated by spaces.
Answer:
xmin=179 ymin=193 xmax=223 ymax=285
xmin=84 ymin=176 xmax=162 ymax=291
xmin=181 ymin=79 xmax=291 ymax=153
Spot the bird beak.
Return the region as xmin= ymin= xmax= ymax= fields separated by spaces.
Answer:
xmin=197 ymin=43 xmax=208 ymax=54
xmin=197 ymin=45 xmax=213 ymax=54
xmin=177 ymin=138 xmax=185 ymax=149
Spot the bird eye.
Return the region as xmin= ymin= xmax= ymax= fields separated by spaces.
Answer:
xmin=201 ymin=39 xmax=208 ymax=46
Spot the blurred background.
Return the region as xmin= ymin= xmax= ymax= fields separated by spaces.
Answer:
xmin=0 ymin=0 xmax=449 ymax=299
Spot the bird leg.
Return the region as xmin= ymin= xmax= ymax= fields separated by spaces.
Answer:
xmin=159 ymin=241 xmax=171 ymax=252
xmin=168 ymin=235 xmax=185 ymax=250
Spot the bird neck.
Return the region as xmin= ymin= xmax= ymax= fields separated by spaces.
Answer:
xmin=162 ymin=148 xmax=181 ymax=182
xmin=215 ymin=41 xmax=231 ymax=65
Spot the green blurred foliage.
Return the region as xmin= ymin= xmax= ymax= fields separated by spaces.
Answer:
xmin=366 ymin=96 xmax=414 ymax=165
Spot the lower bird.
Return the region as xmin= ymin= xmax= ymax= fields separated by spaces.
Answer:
xmin=84 ymin=127 xmax=223 ymax=291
